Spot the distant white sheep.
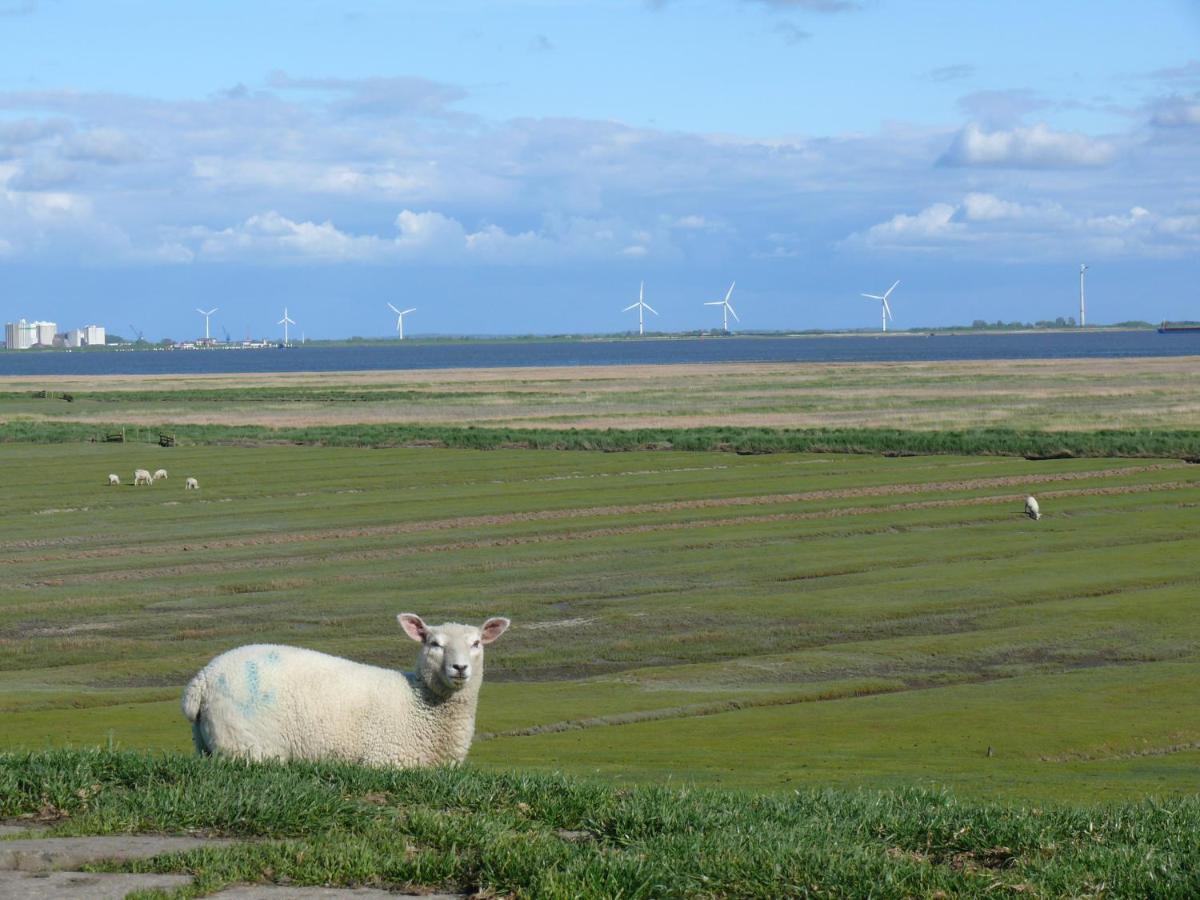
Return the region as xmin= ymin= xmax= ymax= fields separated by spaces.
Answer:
xmin=1024 ymin=495 xmax=1041 ymax=520
xmin=182 ymin=613 xmax=510 ymax=767
xmin=185 ymin=476 xmax=199 ymax=490
xmin=107 ymin=473 xmax=120 ymax=486
xmin=133 ymin=468 xmax=154 ymax=486
xmin=153 ymin=468 xmax=169 ymax=481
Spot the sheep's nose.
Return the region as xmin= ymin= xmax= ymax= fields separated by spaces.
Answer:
xmin=451 ymin=663 xmax=469 ymax=675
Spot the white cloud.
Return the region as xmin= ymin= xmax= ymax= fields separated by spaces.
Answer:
xmin=846 ymin=193 xmax=1200 ymax=260
xmin=1150 ymin=97 xmax=1200 ymax=128
xmin=960 ymin=193 xmax=1022 ymax=222
xmin=858 ymin=202 xmax=962 ymax=246
xmin=0 ymin=73 xmax=1193 ymax=270
xmin=939 ymin=122 xmax=1116 ymax=168
xmin=672 ymin=214 xmax=716 ymax=230
xmin=177 ymin=208 xmax=655 ymax=265
xmin=61 ymin=128 xmax=143 ymax=164
xmin=0 ymin=163 xmax=131 ymax=259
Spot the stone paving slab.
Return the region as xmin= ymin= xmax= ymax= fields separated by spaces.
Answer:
xmin=0 ymin=834 xmax=234 ymax=872
xmin=0 ymin=833 xmax=467 ymax=898
xmin=0 ymin=869 xmax=194 ymax=899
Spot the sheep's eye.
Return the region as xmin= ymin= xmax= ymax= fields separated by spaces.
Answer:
xmin=472 ymin=640 xmax=482 ymax=649
xmin=429 ymin=641 xmax=443 ymax=649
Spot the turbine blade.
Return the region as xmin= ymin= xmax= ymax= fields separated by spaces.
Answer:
xmin=883 ymin=298 xmax=893 ymax=320
xmin=640 ymin=281 xmax=644 ymax=302
xmin=643 ymin=303 xmax=659 ymax=316
xmin=884 ymin=280 xmax=900 ymax=299
xmin=727 ymin=304 xmax=740 ymax=322
xmin=725 ymin=282 xmax=735 ymax=301
xmin=388 ymin=303 xmax=401 ymax=314
xmin=623 ymin=303 xmax=640 ymax=312
xmin=861 ymin=293 xmax=883 ymax=300
xmin=402 ymin=308 xmax=416 ymax=315
xmin=704 ymin=301 xmax=724 ymax=306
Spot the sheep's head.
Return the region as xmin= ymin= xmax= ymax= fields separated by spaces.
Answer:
xmin=398 ymin=613 xmax=510 ymax=696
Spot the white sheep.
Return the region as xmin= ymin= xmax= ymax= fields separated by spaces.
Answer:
xmin=107 ymin=473 xmax=120 ymax=486
xmin=181 ymin=613 xmax=510 ymax=767
xmin=153 ymin=468 xmax=169 ymax=481
xmin=133 ymin=468 xmax=154 ymax=486
xmin=1024 ymin=495 xmax=1041 ymax=520
xmin=185 ymin=476 xmax=199 ymax=490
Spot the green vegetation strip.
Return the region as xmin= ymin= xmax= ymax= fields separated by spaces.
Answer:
xmin=4 ymin=419 xmax=1200 ymax=457
xmin=2 ymin=749 xmax=1198 ymax=898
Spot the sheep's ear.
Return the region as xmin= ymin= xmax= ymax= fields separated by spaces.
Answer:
xmin=480 ymin=617 xmax=510 ymax=645
xmin=397 ymin=613 xmax=428 ymax=643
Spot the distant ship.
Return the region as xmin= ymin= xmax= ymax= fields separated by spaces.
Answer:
xmin=1157 ymin=322 xmax=1200 ymax=334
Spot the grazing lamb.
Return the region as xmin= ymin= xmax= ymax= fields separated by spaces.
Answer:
xmin=133 ymin=468 xmax=154 ymax=486
xmin=1024 ymin=495 xmax=1041 ymax=520
xmin=185 ymin=476 xmax=199 ymax=490
xmin=182 ymin=613 xmax=510 ymax=767
xmin=107 ymin=473 xmax=120 ymax=486
xmin=153 ymin=468 xmax=169 ymax=481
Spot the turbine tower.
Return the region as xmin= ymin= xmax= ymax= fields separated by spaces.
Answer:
xmin=277 ymin=307 xmax=296 ymax=346
xmin=196 ymin=307 xmax=218 ymax=341
xmin=1079 ymin=263 xmax=1087 ymax=328
xmin=861 ymin=280 xmax=900 ymax=332
xmin=704 ymin=282 xmax=739 ymax=333
xmin=387 ymin=303 xmax=417 ymax=340
xmin=622 ymin=282 xmax=658 ymax=335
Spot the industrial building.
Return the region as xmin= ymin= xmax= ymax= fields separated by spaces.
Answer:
xmin=64 ymin=325 xmax=107 ymax=347
xmin=4 ymin=320 xmax=104 ymax=349
xmin=4 ymin=319 xmax=36 ymax=349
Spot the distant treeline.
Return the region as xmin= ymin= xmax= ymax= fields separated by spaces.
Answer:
xmin=3 ymin=421 xmax=1199 ymax=458
xmin=957 ymin=318 xmax=1154 ymax=331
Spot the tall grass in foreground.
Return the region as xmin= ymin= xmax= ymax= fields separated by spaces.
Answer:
xmin=1 ymin=749 xmax=1197 ymax=898
xmin=3 ymin=420 xmax=1200 ymax=457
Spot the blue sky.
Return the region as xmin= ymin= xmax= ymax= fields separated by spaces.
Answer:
xmin=1 ymin=0 xmax=1198 ymax=339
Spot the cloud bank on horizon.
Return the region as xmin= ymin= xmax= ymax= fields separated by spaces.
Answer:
xmin=0 ymin=0 xmax=1197 ymax=338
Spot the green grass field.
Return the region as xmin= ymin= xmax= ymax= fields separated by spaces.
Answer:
xmin=4 ymin=749 xmax=1199 ymax=898
xmin=3 ymin=440 xmax=1199 ymax=805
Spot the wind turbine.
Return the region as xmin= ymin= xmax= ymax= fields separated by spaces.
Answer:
xmin=704 ymin=282 xmax=739 ymax=333
xmin=277 ymin=307 xmax=296 ymax=346
xmin=622 ymin=282 xmax=658 ymax=335
xmin=861 ymin=280 xmax=900 ymax=332
xmin=128 ymin=324 xmax=145 ymax=344
xmin=196 ymin=307 xmax=218 ymax=341
xmin=1078 ymin=263 xmax=1087 ymax=327
xmin=387 ymin=303 xmax=417 ymax=340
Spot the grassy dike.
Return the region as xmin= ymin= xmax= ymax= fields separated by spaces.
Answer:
xmin=2 ymin=749 xmax=1198 ymax=898
xmin=4 ymin=419 xmax=1200 ymax=457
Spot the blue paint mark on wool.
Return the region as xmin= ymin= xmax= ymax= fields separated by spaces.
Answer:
xmin=235 ymin=658 xmax=276 ymax=717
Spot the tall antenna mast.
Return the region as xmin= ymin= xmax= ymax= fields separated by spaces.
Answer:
xmin=1079 ymin=263 xmax=1087 ymax=328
